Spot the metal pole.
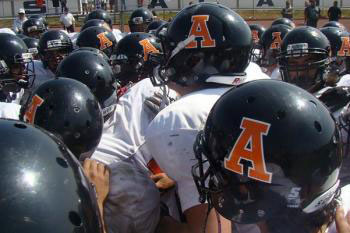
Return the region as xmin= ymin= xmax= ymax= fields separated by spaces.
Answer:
xmin=11 ymin=0 xmax=15 ymax=17
xmin=120 ymin=0 xmax=124 ymax=32
xmin=253 ymin=0 xmax=255 ymax=19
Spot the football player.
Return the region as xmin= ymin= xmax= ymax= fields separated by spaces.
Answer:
xmin=137 ymin=3 xmax=267 ymax=233
xmin=0 ymin=118 xmax=104 ymax=233
xmin=22 ymin=17 xmax=46 ymax=39
xmin=35 ymin=30 xmax=73 ymax=88
xmin=259 ymin=24 xmax=292 ymax=79
xmin=128 ymin=8 xmax=154 ymax=33
xmin=0 ymin=33 xmax=34 ymax=105
xmin=192 ymin=79 xmax=345 ymax=233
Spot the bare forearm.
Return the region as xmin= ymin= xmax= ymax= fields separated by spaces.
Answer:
xmin=98 ymin=200 xmax=107 ymax=233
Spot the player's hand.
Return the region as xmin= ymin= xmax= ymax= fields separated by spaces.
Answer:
xmin=336 ymin=206 xmax=350 ymax=233
xmin=144 ymin=91 xmax=165 ymax=115
xmin=83 ymin=159 xmax=110 ymax=204
xmin=150 ymin=173 xmax=176 ymax=191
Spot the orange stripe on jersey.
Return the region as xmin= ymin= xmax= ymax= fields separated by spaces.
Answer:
xmin=224 ymin=117 xmax=272 ymax=183
xmin=186 ymin=15 xmax=216 ymax=49
xmin=147 ymin=158 xmax=164 ymax=174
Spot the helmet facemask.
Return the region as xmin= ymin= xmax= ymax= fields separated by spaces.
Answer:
xmin=279 ymin=46 xmax=329 ymax=93
xmin=129 ymin=17 xmax=152 ymax=33
xmin=161 ymin=46 xmax=250 ymax=87
xmin=0 ymin=52 xmax=35 ymax=93
xmin=40 ymin=40 xmax=73 ymax=73
xmin=111 ymin=54 xmax=144 ymax=86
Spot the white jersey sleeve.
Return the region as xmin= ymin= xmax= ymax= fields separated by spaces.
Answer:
xmin=270 ymin=67 xmax=282 ymax=80
xmin=245 ymin=62 xmax=271 ymax=82
xmin=143 ymin=87 xmax=230 ymax=212
xmin=0 ymin=28 xmax=16 ymax=35
xmin=0 ymin=102 xmax=20 ymax=119
xmin=67 ymin=32 xmax=79 ymax=49
xmin=112 ymin=29 xmax=124 ymax=42
xmin=337 ymin=74 xmax=350 ymax=87
xmin=92 ymin=78 xmax=167 ymax=166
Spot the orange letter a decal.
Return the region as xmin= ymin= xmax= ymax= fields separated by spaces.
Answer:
xmin=224 ymin=117 xmax=272 ymax=183
xmin=186 ymin=15 xmax=216 ymax=49
xmin=139 ymin=39 xmax=160 ymax=61
xmin=24 ymin=95 xmax=44 ymax=124
xmin=270 ymin=32 xmax=282 ymax=50
xmin=338 ymin=36 xmax=350 ymax=57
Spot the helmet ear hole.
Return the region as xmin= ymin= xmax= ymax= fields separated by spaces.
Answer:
xmin=56 ymin=157 xmax=68 ymax=168
xmin=314 ymin=121 xmax=322 ymax=133
xmin=69 ymin=211 xmax=83 ymax=227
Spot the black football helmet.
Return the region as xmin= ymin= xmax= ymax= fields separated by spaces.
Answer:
xmin=0 ymin=33 xmax=35 ymax=93
xmin=29 ymin=14 xmax=49 ymax=30
xmin=22 ymin=18 xmax=46 ymax=39
xmin=77 ymin=26 xmax=117 ymax=58
xmin=84 ymin=9 xmax=113 ymax=29
xmin=271 ymin=17 xmax=296 ymax=28
xmin=249 ymin=24 xmax=266 ymax=63
xmin=71 ymin=47 xmax=110 ymax=64
xmin=322 ymin=21 xmax=347 ymax=31
xmin=20 ymin=78 xmax=104 ymax=160
xmin=38 ymin=30 xmax=73 ymax=73
xmin=56 ymin=50 xmax=118 ymax=121
xmin=192 ymin=79 xmax=342 ymax=227
xmin=153 ymin=3 xmax=252 ymax=87
xmin=0 ymin=118 xmax=103 ymax=233
xmin=128 ymin=8 xmax=154 ymax=33
xmin=81 ymin=19 xmax=112 ymax=32
xmin=110 ymin=32 xmax=162 ymax=86
xmin=279 ymin=26 xmax=331 ymax=93
xmin=22 ymin=37 xmax=39 ymax=59
xmin=259 ymin=24 xmax=292 ymax=67
xmin=320 ymin=27 xmax=349 ymax=81
xmin=146 ymin=19 xmax=167 ymax=34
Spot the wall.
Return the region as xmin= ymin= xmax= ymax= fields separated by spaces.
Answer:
xmin=0 ymin=0 xmax=348 ymax=18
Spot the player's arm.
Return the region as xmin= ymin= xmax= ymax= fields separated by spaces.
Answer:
xmin=83 ymin=159 xmax=110 ymax=233
xmin=336 ymin=206 xmax=350 ymax=233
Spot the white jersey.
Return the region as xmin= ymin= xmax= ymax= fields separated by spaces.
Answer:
xmin=0 ymin=102 xmax=20 ymax=119
xmin=245 ymin=62 xmax=270 ymax=81
xmin=92 ymin=78 xmax=170 ymax=166
xmin=66 ymin=31 xmax=79 ymax=49
xmin=0 ymin=28 xmax=16 ymax=35
xmin=270 ymin=67 xmax=282 ymax=80
xmin=337 ymin=74 xmax=350 ymax=87
xmin=31 ymin=60 xmax=55 ymax=90
xmin=142 ymin=87 xmax=231 ymax=212
xmin=112 ymin=28 xmax=124 ymax=42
